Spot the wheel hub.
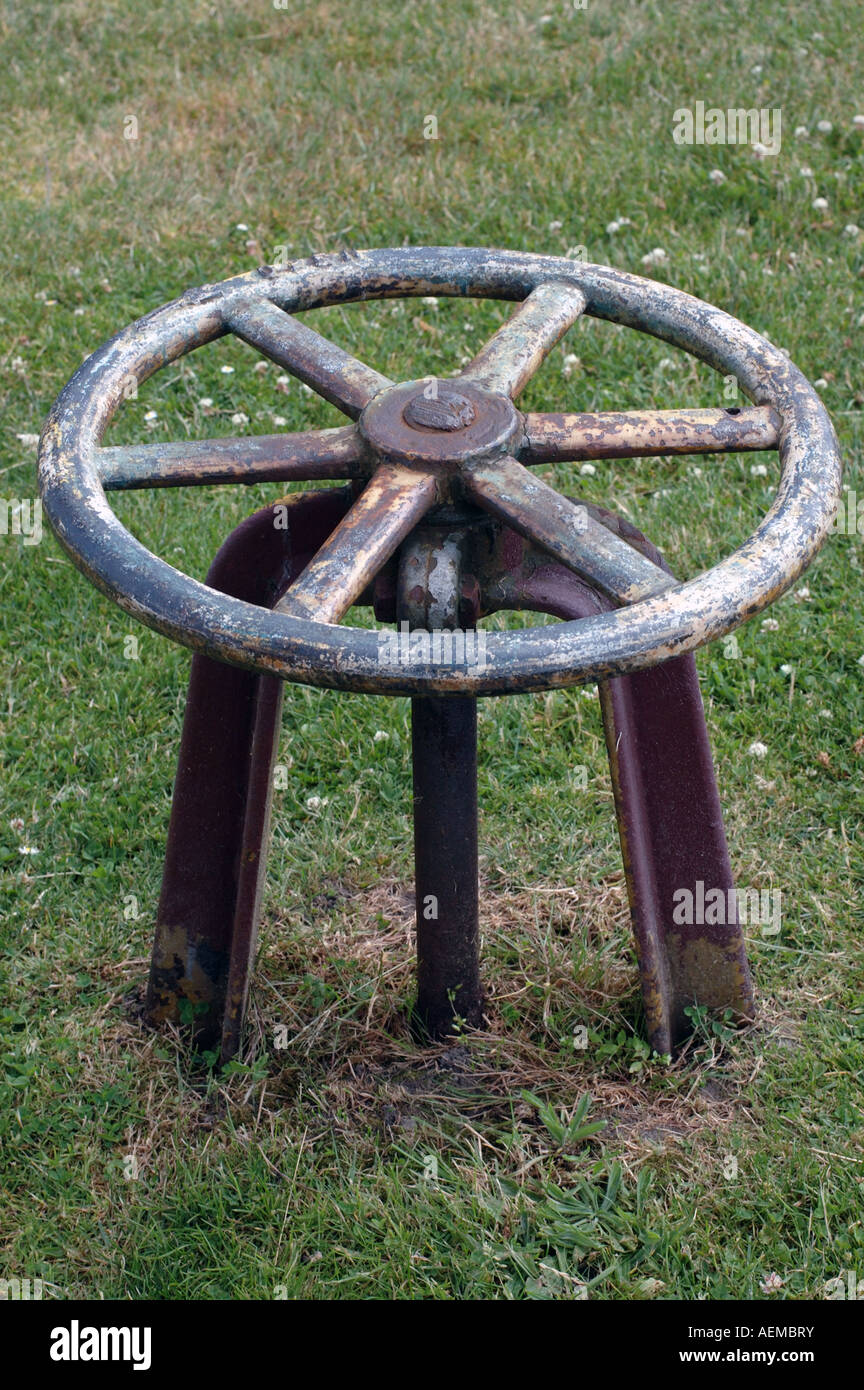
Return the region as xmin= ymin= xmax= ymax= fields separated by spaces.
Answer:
xmin=358 ymin=377 xmax=523 ymax=471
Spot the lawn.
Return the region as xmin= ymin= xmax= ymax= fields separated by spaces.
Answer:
xmin=1 ymin=0 xmax=862 ymax=1300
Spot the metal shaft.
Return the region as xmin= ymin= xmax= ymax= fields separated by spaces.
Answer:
xmin=411 ymin=695 xmax=483 ymax=1038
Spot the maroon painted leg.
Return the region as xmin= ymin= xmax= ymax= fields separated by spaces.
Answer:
xmin=144 ymin=488 xmax=352 ymax=1060
xmin=481 ymin=507 xmax=754 ymax=1054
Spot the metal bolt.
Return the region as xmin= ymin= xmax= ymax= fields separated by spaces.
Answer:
xmin=402 ymin=385 xmax=477 ymax=431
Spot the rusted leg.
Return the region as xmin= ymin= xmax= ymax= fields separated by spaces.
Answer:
xmin=598 ymin=660 xmax=754 ymax=1054
xmin=396 ymin=527 xmax=484 ymax=1037
xmin=480 ymin=507 xmax=754 ymax=1054
xmin=411 ymin=695 xmax=483 ymax=1037
xmin=144 ymin=488 xmax=352 ymax=1061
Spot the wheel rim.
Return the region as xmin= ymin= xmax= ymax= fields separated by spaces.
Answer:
xmin=38 ymin=245 xmax=841 ymax=696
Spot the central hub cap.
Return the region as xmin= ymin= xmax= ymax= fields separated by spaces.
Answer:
xmin=402 ymin=386 xmax=476 ymax=432
xmin=359 ymin=378 xmax=521 ymax=471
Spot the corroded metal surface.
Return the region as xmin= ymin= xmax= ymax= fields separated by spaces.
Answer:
xmin=224 ymin=295 xmax=392 ymax=418
xmin=459 ymin=280 xmax=586 ymax=397
xmin=403 ymin=385 xmax=477 ymax=431
xmin=38 ymin=247 xmax=841 ymax=696
xmin=276 ymin=462 xmax=437 ymax=624
xmin=522 ymin=405 xmax=780 ymax=464
xmin=98 ymin=424 xmax=365 ymax=489
xmin=359 ymin=377 xmax=522 ymax=474
xmin=464 ymin=452 xmax=676 ymax=604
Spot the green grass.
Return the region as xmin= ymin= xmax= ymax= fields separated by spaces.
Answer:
xmin=1 ymin=0 xmax=863 ymax=1300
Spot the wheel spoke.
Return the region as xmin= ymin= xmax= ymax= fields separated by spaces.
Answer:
xmin=276 ymin=463 xmax=437 ymax=624
xmin=463 ymin=454 xmax=675 ymax=604
xmin=458 ymin=281 xmax=586 ymax=399
xmin=224 ymin=296 xmax=393 ymax=419
xmin=96 ymin=424 xmax=366 ymax=490
xmin=521 ymin=406 xmax=781 ymax=464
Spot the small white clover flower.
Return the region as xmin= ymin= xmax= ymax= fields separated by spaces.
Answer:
xmin=9 ymin=818 xmax=25 ymax=833
xmin=548 ymin=220 xmax=563 ymax=231
xmin=373 ymin=730 xmax=389 ymax=743
xmin=253 ymin=361 xmax=268 ymax=375
xmin=843 ymin=224 xmax=861 ymax=237
xmin=579 ymin=463 xmax=596 ymax=477
xmin=708 ymin=169 xmax=726 ymax=184
xmin=779 ymin=664 xmax=793 ymax=676
xmin=799 ymin=165 xmax=814 ymax=177
xmin=641 ymin=247 xmax=667 ymax=267
xmin=751 ymin=64 xmax=763 ymax=75
xmin=761 ymin=618 xmax=780 ymax=631
xmin=812 ymin=197 xmax=829 ymax=211
xmin=750 ymin=463 xmax=768 ymax=476
xmin=816 ymin=120 xmax=833 ymax=134
xmin=421 ymin=296 xmax=439 ymax=307
xmin=275 ymin=375 xmax=291 ymax=392
xmin=814 ymin=377 xmax=828 ymax=390
xmin=271 ymin=414 xmax=287 ymax=426
xmin=235 ymin=222 xmax=249 ymax=232
xmin=748 ymin=741 xmax=769 ymax=759
xmin=794 ymin=125 xmax=809 ymax=137
xmin=305 ymin=795 xmax=328 ymax=812
xmin=795 ymin=586 xmax=811 ymax=602
xmin=562 ymin=352 xmax=581 ymax=378
xmin=751 ymin=141 xmax=770 ymax=158
xmin=231 ymin=412 xmax=249 ymax=427
xmin=760 ymin=1271 xmax=784 ymax=1294
xmin=198 ymin=397 xmax=213 ymax=408
xmin=819 ymin=708 xmax=833 ymax=719
xmin=854 ymin=115 xmax=864 ymax=129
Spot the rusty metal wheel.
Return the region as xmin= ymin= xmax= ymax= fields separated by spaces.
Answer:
xmin=38 ymin=247 xmax=841 ymax=694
